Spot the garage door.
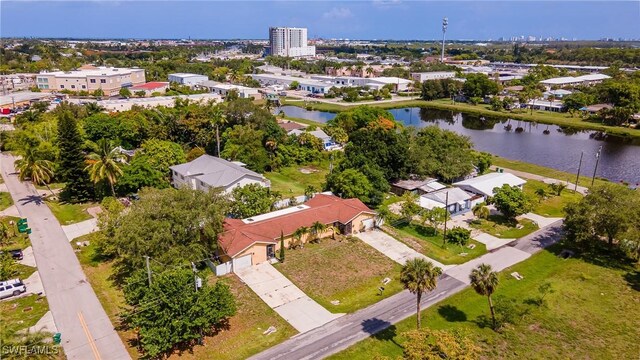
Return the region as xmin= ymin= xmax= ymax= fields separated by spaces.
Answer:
xmin=362 ymin=218 xmax=375 ymax=230
xmin=232 ymin=254 xmax=252 ymax=272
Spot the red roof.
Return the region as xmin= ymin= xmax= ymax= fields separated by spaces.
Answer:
xmin=218 ymin=194 xmax=375 ymax=258
xmin=129 ymin=82 xmax=169 ymax=91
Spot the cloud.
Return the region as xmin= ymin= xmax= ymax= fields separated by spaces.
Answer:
xmin=322 ymin=7 xmax=353 ymax=19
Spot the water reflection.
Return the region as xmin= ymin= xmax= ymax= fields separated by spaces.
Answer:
xmin=278 ymin=105 xmax=640 ymax=184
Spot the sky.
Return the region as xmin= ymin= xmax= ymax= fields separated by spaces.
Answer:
xmin=1 ymin=1 xmax=639 ymax=40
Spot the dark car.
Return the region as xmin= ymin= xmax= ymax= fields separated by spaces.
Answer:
xmin=9 ymin=249 xmax=24 ymax=260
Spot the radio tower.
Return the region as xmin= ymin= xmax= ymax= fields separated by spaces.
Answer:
xmin=441 ymin=17 xmax=448 ymax=62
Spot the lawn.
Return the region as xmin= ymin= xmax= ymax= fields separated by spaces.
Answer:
xmin=523 ymin=179 xmax=583 ymax=217
xmin=0 ymin=216 xmax=30 ymax=252
xmin=0 ymin=191 xmax=14 ymax=211
xmin=75 ymin=234 xmax=296 ymax=360
xmin=329 ymin=243 xmax=640 ymax=360
xmin=492 ymin=156 xmax=611 ymax=189
xmin=0 ymin=294 xmax=50 ymax=330
xmin=265 ymin=163 xmax=329 ymax=197
xmin=386 ymin=223 xmax=487 ymax=265
xmin=470 ymin=215 xmax=538 ymax=239
xmin=274 ymin=237 xmax=404 ymax=313
xmin=46 ymin=200 xmax=94 ymax=225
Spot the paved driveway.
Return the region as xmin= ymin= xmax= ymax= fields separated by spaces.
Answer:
xmin=62 ymin=218 xmax=98 ymax=242
xmin=521 ymin=213 xmax=563 ymax=228
xmin=235 ymin=262 xmax=342 ymax=333
xmin=472 ymin=232 xmax=514 ymax=251
xmin=444 ymin=246 xmax=531 ymax=284
xmin=356 ymin=230 xmax=452 ymax=270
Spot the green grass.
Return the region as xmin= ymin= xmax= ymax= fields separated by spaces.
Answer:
xmin=34 ymin=182 xmax=65 ymax=191
xmin=0 ymin=294 xmax=50 ymax=330
xmin=0 ymin=216 xmax=30 ymax=252
xmin=470 ymin=215 xmax=538 ymax=239
xmin=45 ymin=200 xmax=94 ymax=225
xmin=274 ymin=238 xmax=404 ymax=313
xmin=265 ymin=162 xmax=330 ymax=197
xmin=281 ymin=98 xmax=426 ymax=113
xmin=387 ymin=223 xmax=487 ymax=265
xmin=14 ymin=262 xmax=36 ymax=280
xmin=523 ymin=179 xmax=583 ymax=217
xmin=329 ymin=244 xmax=640 ymax=360
xmin=0 ymin=192 xmax=14 ymax=211
xmin=492 ymin=156 xmax=611 ymax=189
xmin=75 ymin=233 xmax=296 ymax=360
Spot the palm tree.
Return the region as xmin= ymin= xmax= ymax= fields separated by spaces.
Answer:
xmin=400 ymin=258 xmax=443 ymax=329
xmin=535 ymin=188 xmax=547 ymax=203
xmin=472 ymin=203 xmax=490 ymax=220
xmin=327 ymin=225 xmax=340 ymax=240
xmin=0 ymin=221 xmax=16 ymax=247
xmin=365 ymin=67 xmax=374 ymax=78
xmin=84 ymin=139 xmax=125 ymax=197
xmin=209 ymin=105 xmax=227 ymax=157
xmin=292 ymin=226 xmax=309 ymax=248
xmin=84 ymin=102 xmax=105 ymax=115
xmin=469 ymin=263 xmax=499 ymax=329
xmin=310 ymin=221 xmax=327 ymax=243
xmin=375 ymin=208 xmax=391 ymax=228
xmin=14 ymin=147 xmax=55 ymax=195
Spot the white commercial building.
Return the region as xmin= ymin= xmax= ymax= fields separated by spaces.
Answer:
xmin=168 ymin=73 xmax=209 ymax=86
xmin=411 ymin=72 xmax=456 ymax=82
xmin=96 ymin=93 xmax=221 ymax=112
xmin=333 ymin=76 xmax=412 ymax=92
xmin=250 ymin=74 xmax=334 ymax=94
xmin=269 ymin=27 xmax=316 ymax=57
xmin=198 ymin=81 xmax=259 ymax=99
xmin=36 ymin=65 xmax=145 ymax=96
xmin=540 ymin=74 xmax=610 ymax=89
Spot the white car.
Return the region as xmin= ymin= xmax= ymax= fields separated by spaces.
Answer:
xmin=0 ymin=279 xmax=26 ymax=299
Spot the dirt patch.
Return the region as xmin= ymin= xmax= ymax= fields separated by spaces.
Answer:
xmin=299 ymin=167 xmax=319 ymax=174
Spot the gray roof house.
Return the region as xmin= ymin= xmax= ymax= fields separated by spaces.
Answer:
xmin=170 ymin=155 xmax=270 ymax=194
xmin=288 ymin=129 xmax=341 ymax=150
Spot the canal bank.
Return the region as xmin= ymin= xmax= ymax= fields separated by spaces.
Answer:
xmin=276 ymin=105 xmax=640 ymax=185
xmin=281 ymin=98 xmax=640 ymax=140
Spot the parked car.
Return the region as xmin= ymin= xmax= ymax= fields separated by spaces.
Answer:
xmin=278 ymin=91 xmax=287 ymax=96
xmin=0 ymin=279 xmax=26 ymax=299
xmin=0 ymin=249 xmax=23 ymax=260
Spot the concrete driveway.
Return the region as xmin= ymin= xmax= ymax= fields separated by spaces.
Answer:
xmin=521 ymin=213 xmax=563 ymax=228
xmin=472 ymin=232 xmax=514 ymax=251
xmin=444 ymin=246 xmax=531 ymax=285
xmin=356 ymin=230 xmax=452 ymax=270
xmin=235 ymin=262 xmax=341 ymax=333
xmin=62 ymin=218 xmax=98 ymax=242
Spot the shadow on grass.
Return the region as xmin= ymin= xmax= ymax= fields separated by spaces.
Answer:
xmin=437 ymin=304 xmax=467 ymax=322
xmin=544 ymin=241 xmax=636 ymax=271
xmin=623 ymin=270 xmax=640 ymax=292
xmin=362 ymin=318 xmax=402 ymax=349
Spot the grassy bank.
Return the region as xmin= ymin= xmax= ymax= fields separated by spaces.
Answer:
xmin=281 ymin=98 xmax=640 ymax=139
xmin=329 ymin=243 xmax=640 ymax=360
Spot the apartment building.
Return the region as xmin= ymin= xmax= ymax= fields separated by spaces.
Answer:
xmin=269 ymin=27 xmax=316 ymax=57
xmin=36 ymin=65 xmax=145 ymax=96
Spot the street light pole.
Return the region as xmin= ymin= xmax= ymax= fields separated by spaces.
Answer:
xmin=575 ymin=151 xmax=583 ymax=191
xmin=441 ymin=17 xmax=448 ymax=62
xmin=591 ymin=146 xmax=602 ymax=187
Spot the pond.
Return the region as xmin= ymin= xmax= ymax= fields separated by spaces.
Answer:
xmin=277 ymin=105 xmax=640 ymax=184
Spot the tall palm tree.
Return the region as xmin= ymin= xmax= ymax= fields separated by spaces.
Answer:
xmin=292 ymin=226 xmax=309 ymax=248
xmin=14 ymin=147 xmax=55 ymax=195
xmin=310 ymin=221 xmax=327 ymax=243
xmin=400 ymin=258 xmax=443 ymax=329
xmin=84 ymin=139 xmax=125 ymax=197
xmin=469 ymin=263 xmax=499 ymax=329
xmin=365 ymin=67 xmax=374 ymax=78
xmin=209 ymin=105 xmax=227 ymax=157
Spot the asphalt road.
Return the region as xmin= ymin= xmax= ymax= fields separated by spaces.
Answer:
xmin=1 ymin=153 xmax=130 ymax=360
xmin=249 ymin=220 xmax=564 ymax=360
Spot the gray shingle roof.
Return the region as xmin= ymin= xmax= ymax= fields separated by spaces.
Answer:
xmin=170 ymin=155 xmax=265 ymax=188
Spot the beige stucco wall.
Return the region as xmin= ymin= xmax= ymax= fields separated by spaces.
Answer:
xmin=350 ymin=213 xmax=376 ymax=233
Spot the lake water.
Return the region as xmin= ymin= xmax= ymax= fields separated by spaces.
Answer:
xmin=277 ymin=105 xmax=640 ymax=184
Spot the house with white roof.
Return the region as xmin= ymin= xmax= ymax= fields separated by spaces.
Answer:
xmin=539 ymin=74 xmax=610 ymax=90
xmin=288 ymin=128 xmax=340 ymax=150
xmin=453 ymin=172 xmax=526 ymax=198
xmin=419 ymin=187 xmax=483 ymax=215
xmin=198 ymin=81 xmax=259 ymax=99
xmin=170 ymin=155 xmax=270 ymax=194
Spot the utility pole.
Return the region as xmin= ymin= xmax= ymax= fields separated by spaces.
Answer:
xmin=591 ymin=146 xmax=602 ymax=187
xmin=191 ymin=262 xmax=198 ymax=292
xmin=442 ymin=191 xmax=449 ymax=247
xmin=441 ymin=17 xmax=448 ymax=62
xmin=574 ymin=151 xmax=583 ymax=191
xmin=144 ymin=255 xmax=152 ymax=286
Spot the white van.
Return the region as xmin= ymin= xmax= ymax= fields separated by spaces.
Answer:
xmin=0 ymin=279 xmax=26 ymax=299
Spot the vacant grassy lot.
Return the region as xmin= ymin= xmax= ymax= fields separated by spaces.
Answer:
xmin=0 ymin=191 xmax=14 ymax=211
xmin=329 ymin=244 xmax=640 ymax=360
xmin=470 ymin=215 xmax=538 ymax=239
xmin=386 ymin=223 xmax=486 ymax=265
xmin=523 ymin=179 xmax=583 ymax=217
xmin=76 ymin=235 xmax=295 ymax=360
xmin=1 ymin=294 xmax=50 ymax=330
xmin=492 ymin=156 xmax=611 ymax=189
xmin=0 ymin=216 xmax=30 ymax=251
xmin=46 ymin=200 xmax=94 ymax=225
xmin=265 ymin=163 xmax=329 ymax=197
xmin=274 ymin=238 xmax=404 ymax=313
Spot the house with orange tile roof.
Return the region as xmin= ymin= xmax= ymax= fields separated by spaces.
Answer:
xmin=217 ymin=194 xmax=377 ymax=268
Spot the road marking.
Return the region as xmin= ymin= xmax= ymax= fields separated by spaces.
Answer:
xmin=78 ymin=311 xmax=102 ymax=360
